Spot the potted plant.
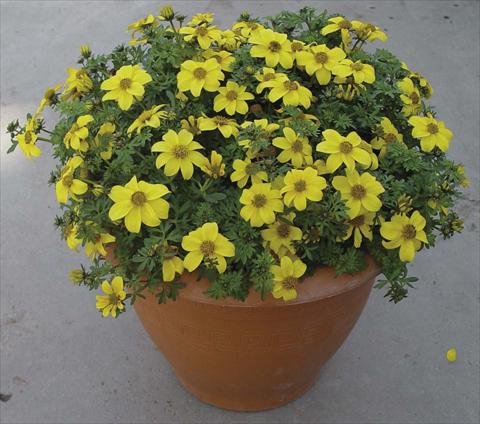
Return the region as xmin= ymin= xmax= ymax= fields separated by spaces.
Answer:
xmin=6 ymin=5 xmax=467 ymax=411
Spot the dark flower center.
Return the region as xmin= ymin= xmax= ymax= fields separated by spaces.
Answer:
xmin=402 ymin=224 xmax=416 ymax=240
xmin=282 ymin=276 xmax=297 ymax=290
xmin=200 ymin=240 xmax=215 ymax=256
xmin=131 ymin=191 xmax=147 ymax=206
xmin=291 ymin=42 xmax=303 ymax=52
xmin=196 ymin=26 xmax=208 ymax=36
xmin=409 ymin=92 xmax=420 ymax=103
xmin=338 ymin=20 xmax=352 ymax=29
xmin=193 ymin=67 xmax=207 ymax=79
xmin=283 ymin=81 xmax=298 ymax=91
xmin=292 ymin=139 xmax=304 ymax=153
xmin=427 ymin=123 xmax=439 ymax=134
xmin=294 ymin=179 xmax=306 ymax=192
xmin=351 ymin=62 xmax=364 ymax=71
xmin=268 ymin=41 xmax=282 ymax=52
xmin=340 ymin=141 xmax=353 ymax=154
xmin=277 ymin=223 xmax=291 ymax=238
xmin=173 ymin=145 xmax=189 ymax=159
xmin=315 ymin=52 xmax=328 ymax=64
xmin=62 ymin=175 xmax=73 ymax=187
xmin=349 ymin=215 xmax=365 ymax=227
xmin=384 ymin=133 xmax=397 ymax=143
xmin=351 ymin=184 xmax=366 ymax=200
xmin=120 ymin=78 xmax=132 ymax=90
xmin=225 ymin=90 xmax=238 ymax=101
xmin=263 ymin=73 xmax=275 ymax=81
xmin=252 ymin=194 xmax=267 ymax=208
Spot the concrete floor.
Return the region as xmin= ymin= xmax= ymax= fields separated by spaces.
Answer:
xmin=1 ymin=1 xmax=479 ymax=423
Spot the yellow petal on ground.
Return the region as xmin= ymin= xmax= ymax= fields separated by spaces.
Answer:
xmin=446 ymin=348 xmax=457 ymax=362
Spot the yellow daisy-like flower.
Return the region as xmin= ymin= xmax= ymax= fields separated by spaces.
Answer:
xmin=230 ymin=157 xmax=268 ymax=188
xmin=37 ymin=83 xmax=62 ymax=114
xmin=254 ymin=67 xmax=288 ymax=94
xmin=446 ymin=348 xmax=457 ymax=363
xmin=213 ymin=81 xmax=254 ymax=115
xmin=271 ymin=256 xmax=307 ymax=301
xmin=96 ymin=276 xmax=127 ymax=318
xmin=181 ymin=115 xmax=202 ymax=135
xmin=261 ymin=213 xmax=302 ymax=255
xmin=181 ymin=222 xmax=235 ymax=273
xmin=198 ymin=115 xmax=239 ymax=138
xmin=151 ymin=129 xmax=206 ymax=180
xmin=273 ymin=127 xmax=312 ymax=168
xmin=408 ymin=114 xmax=453 ymax=153
xmin=343 ymin=211 xmax=375 ymax=248
xmin=189 ymin=12 xmax=215 ymax=26
xmin=201 ymin=150 xmax=225 ymax=178
xmin=63 ymin=68 xmax=93 ymax=99
xmin=316 ymin=129 xmax=371 ymax=172
xmin=108 ymin=176 xmax=170 ymax=233
xmin=290 ymin=40 xmax=307 ymax=61
xmin=232 ymin=21 xmax=264 ymax=39
xmin=85 ymin=232 xmax=116 ymax=259
xmin=371 ymin=117 xmax=404 ymax=158
xmin=249 ymin=28 xmax=294 ymax=69
xmin=94 ymin=122 xmax=116 ymax=160
xmin=380 ymin=210 xmax=428 ymax=262
xmin=127 ymin=14 xmax=158 ymax=45
xmin=360 ymin=140 xmax=379 ymax=171
xmin=296 ymin=44 xmax=346 ymax=85
xmin=101 ymin=65 xmax=152 ymax=111
xmin=127 ymin=104 xmax=168 ymax=135
xmin=17 ymin=119 xmax=41 ymax=160
xmin=55 ymin=156 xmax=88 ymax=204
xmin=158 ymin=5 xmax=174 ymax=21
xmin=351 ymin=21 xmax=388 ymax=42
xmin=281 ymin=167 xmax=327 ymax=211
xmin=321 ymin=16 xmax=353 ymax=45
xmin=65 ymin=224 xmax=82 ymax=252
xmin=162 ymin=255 xmax=184 ymax=282
xmin=332 ymin=59 xmax=375 ymax=84
xmin=179 ymin=24 xmax=222 ymax=49
xmin=267 ymin=78 xmax=313 ymax=109
xmin=202 ymin=49 xmax=235 ymax=72
xmin=397 ymin=77 xmax=422 ymax=116
xmin=218 ymin=29 xmax=241 ymax=51
xmin=332 ymin=169 xmax=385 ymax=216
xmin=240 ymin=183 xmax=284 ymax=227
xmin=64 ymin=114 xmax=94 ymax=152
xmin=177 ymin=58 xmax=224 ymax=97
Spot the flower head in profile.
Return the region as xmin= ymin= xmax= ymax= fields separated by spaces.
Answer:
xmin=202 ymin=49 xmax=235 ymax=72
xmin=273 ymin=127 xmax=312 ymax=168
xmin=189 ymin=12 xmax=215 ymax=26
xmin=198 ymin=115 xmax=239 ymax=138
xmin=85 ymin=232 xmax=116 ymax=259
xmin=96 ymin=276 xmax=126 ymax=318
xmin=351 ymin=21 xmax=388 ymax=42
xmin=240 ymin=183 xmax=284 ymax=227
xmin=127 ymin=14 xmax=158 ymax=45
xmin=267 ymin=78 xmax=313 ymax=109
xmin=177 ymin=58 xmax=224 ymax=97
xmin=63 ymin=68 xmax=93 ymax=99
xmin=127 ymin=105 xmax=168 ymax=135
xmin=232 ymin=20 xmax=264 ymax=39
xmin=162 ymin=247 xmax=184 ymax=282
xmin=296 ymin=44 xmax=346 ymax=85
xmin=397 ymin=77 xmax=422 ymax=116
xmin=261 ymin=213 xmax=302 ymax=255
xmin=321 ymin=16 xmax=353 ymax=45
xmin=94 ymin=122 xmax=116 ymax=160
xmin=380 ymin=211 xmax=428 ymax=262
xmin=281 ymin=167 xmax=327 ymax=211
xmin=316 ymin=129 xmax=371 ymax=172
xmin=17 ymin=118 xmax=41 ymax=160
xmin=108 ymin=176 xmax=170 ymax=233
xmin=371 ymin=117 xmax=404 ymax=158
xmin=101 ymin=65 xmax=152 ymax=110
xmin=179 ymin=24 xmax=222 ymax=49
xmin=64 ymin=224 xmax=81 ymax=252
xmin=181 ymin=115 xmax=202 ymax=136
xmin=181 ymin=222 xmax=235 ymax=273
xmin=408 ymin=114 xmax=453 ymax=153
xmin=151 ymin=129 xmax=206 ymax=180
xmin=254 ymin=67 xmax=288 ymax=94
xmin=55 ymin=156 xmax=88 ymax=204
xmin=332 ymin=59 xmax=375 ymax=84
xmin=271 ymin=256 xmax=307 ymax=301
xmin=63 ymin=115 xmax=94 ymax=152
xmin=249 ymin=28 xmax=293 ymax=69
xmin=332 ymin=169 xmax=384 ymax=217
xmin=343 ymin=211 xmax=375 ymax=248
xmin=230 ymin=157 xmax=268 ymax=188
xmin=214 ymin=81 xmax=254 ymax=115
xmin=201 ymin=150 xmax=225 ymax=179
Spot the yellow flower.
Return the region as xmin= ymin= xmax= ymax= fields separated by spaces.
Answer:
xmin=95 ymin=122 xmax=116 ymax=160
xmin=238 ymin=119 xmax=280 ymax=153
xmin=181 ymin=222 xmax=235 ymax=273
xmin=296 ymin=44 xmax=346 ymax=85
xmin=69 ymin=268 xmax=84 ymax=284
xmin=85 ymin=232 xmax=116 ymax=259
xmin=158 ymin=5 xmax=174 ymax=21
xmin=179 ymin=24 xmax=222 ymax=49
xmin=273 ymin=127 xmax=312 ymax=168
xmin=55 ymin=156 xmax=88 ymax=204
xmin=151 ymin=129 xmax=206 ymax=179
xmin=64 ymin=224 xmax=82 ymax=252
xmin=281 ymin=167 xmax=327 ymax=211
xmin=446 ymin=348 xmax=457 ymax=363
xmin=271 ymin=256 xmax=307 ymax=301
xmin=351 ymin=21 xmax=388 ymax=42
xmin=181 ymin=115 xmax=202 ymax=135
xmin=249 ymin=28 xmax=293 ymax=69
xmin=232 ymin=21 xmax=264 ymax=38
xmin=332 ymin=169 xmax=384 ymax=216
xmin=254 ymin=67 xmax=288 ymax=94
xmin=316 ymin=129 xmax=371 ymax=172
xmin=457 ymin=165 xmax=469 ymax=188
xmin=261 ymin=213 xmax=302 ymax=255
xmin=79 ymin=44 xmax=92 ymax=58
xmin=332 ymin=59 xmax=375 ymax=84
xmin=17 ymin=120 xmax=41 ymax=160
xmin=343 ymin=211 xmax=375 ymax=248
xmin=163 ymin=256 xmax=184 ymax=282
xmin=218 ymin=29 xmax=241 ymax=51
xmin=127 ymin=14 xmax=158 ymax=45
xmin=63 ymin=68 xmax=93 ymax=99
xmin=96 ymin=276 xmax=126 ymax=318
xmin=267 ymin=78 xmax=313 ymax=108
xmin=213 ymin=81 xmax=254 ymax=115
xmin=198 ymin=115 xmax=238 ymax=138
xmin=408 ymin=114 xmax=453 ymax=153
xmin=380 ymin=211 xmax=428 ymax=262
xmin=101 ymin=65 xmax=152 ymax=110
xmin=321 ymin=16 xmax=353 ymax=45
xmin=201 ymin=151 xmax=225 ymax=178
xmin=108 ymin=176 xmax=170 ymax=233
xmin=202 ymin=49 xmax=235 ymax=72
xmin=189 ymin=12 xmax=215 ymax=26
xmin=64 ymin=114 xmax=94 ymax=152
xmin=397 ymin=77 xmax=422 ymax=116
xmin=230 ymin=157 xmax=268 ymax=188
xmin=177 ymin=58 xmax=224 ymax=97
xmin=127 ymin=104 xmax=168 ymax=134
xmin=240 ymin=183 xmax=284 ymax=227
xmin=313 ymin=159 xmax=329 ymax=175
xmin=37 ymin=84 xmax=62 ymax=113
xmin=371 ymin=117 xmax=404 ymax=157
xmin=290 ymin=40 xmax=307 ymax=61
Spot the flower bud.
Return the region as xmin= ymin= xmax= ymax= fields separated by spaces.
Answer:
xmin=159 ymin=5 xmax=174 ymax=20
xmin=69 ymin=269 xmax=84 ymax=284
xmin=80 ymin=44 xmax=91 ymax=58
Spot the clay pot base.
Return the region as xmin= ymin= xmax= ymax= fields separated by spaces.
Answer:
xmin=130 ymin=255 xmax=379 ymax=412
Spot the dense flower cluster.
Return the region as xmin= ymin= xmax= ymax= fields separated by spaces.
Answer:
xmin=8 ymin=6 xmax=466 ymax=316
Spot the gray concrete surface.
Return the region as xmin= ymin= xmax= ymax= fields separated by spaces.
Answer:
xmin=1 ymin=1 xmax=479 ymax=423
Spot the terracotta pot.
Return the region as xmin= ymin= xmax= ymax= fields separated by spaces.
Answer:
xmin=106 ymin=246 xmax=379 ymax=411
